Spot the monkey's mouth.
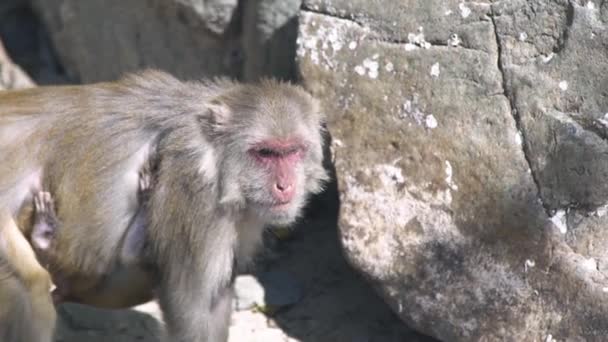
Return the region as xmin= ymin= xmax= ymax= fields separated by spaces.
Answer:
xmin=270 ymin=201 xmax=291 ymax=210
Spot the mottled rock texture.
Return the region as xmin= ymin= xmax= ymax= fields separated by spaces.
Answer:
xmin=297 ymin=0 xmax=608 ymax=341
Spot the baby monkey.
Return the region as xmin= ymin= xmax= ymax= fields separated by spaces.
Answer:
xmin=31 ymin=159 xmax=157 ymax=308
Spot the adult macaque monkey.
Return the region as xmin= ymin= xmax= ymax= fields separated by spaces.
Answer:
xmin=0 ymin=70 xmax=329 ymax=341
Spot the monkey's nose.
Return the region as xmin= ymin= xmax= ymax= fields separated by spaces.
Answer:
xmin=273 ymin=182 xmax=294 ymax=202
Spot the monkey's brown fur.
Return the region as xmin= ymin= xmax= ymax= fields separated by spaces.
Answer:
xmin=0 ymin=70 xmax=328 ymax=341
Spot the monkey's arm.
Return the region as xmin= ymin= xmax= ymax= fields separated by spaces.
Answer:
xmin=149 ymin=160 xmax=236 ymax=342
xmin=157 ymin=246 xmax=234 ymax=342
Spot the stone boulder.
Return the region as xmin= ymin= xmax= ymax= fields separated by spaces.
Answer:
xmin=26 ymin=0 xmax=303 ymax=83
xmin=26 ymin=0 xmax=242 ymax=83
xmin=297 ymin=0 xmax=608 ymax=340
xmin=0 ymin=39 xmax=34 ymax=89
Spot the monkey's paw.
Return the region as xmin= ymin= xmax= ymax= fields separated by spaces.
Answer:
xmin=139 ymin=171 xmax=152 ymax=193
xmin=34 ymin=191 xmax=55 ymax=216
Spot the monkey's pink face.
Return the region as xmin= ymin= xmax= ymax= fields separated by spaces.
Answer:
xmin=247 ymin=138 xmax=309 ymax=223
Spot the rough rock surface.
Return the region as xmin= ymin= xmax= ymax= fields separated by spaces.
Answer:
xmin=297 ymin=0 xmax=608 ymax=341
xmin=25 ymin=0 xmax=303 ymax=83
xmin=0 ymin=39 xmax=34 ymax=89
xmin=27 ymin=0 xmax=243 ymax=82
xmin=0 ymin=3 xmax=67 ymax=85
xmin=242 ymin=0 xmax=301 ymax=81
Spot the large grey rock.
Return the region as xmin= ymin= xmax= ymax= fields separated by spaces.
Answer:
xmin=297 ymin=0 xmax=608 ymax=340
xmin=28 ymin=0 xmax=243 ymax=82
xmin=242 ymin=0 xmax=301 ymax=81
xmin=0 ymin=39 xmax=34 ymax=89
xmin=25 ymin=0 xmax=306 ymax=83
xmin=174 ymin=0 xmax=238 ymax=35
xmin=0 ymin=4 xmax=68 ymax=85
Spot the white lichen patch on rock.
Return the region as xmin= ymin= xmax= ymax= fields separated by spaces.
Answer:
xmin=430 ymin=63 xmax=440 ymax=78
xmin=594 ymin=202 xmax=608 ymax=217
xmin=514 ymin=131 xmax=523 ymax=146
xmin=363 ymin=58 xmax=379 ymax=78
xmin=405 ymin=26 xmax=431 ymax=51
xmin=425 ymin=114 xmax=438 ymax=129
xmin=354 ymin=65 xmax=366 ymax=76
xmin=448 ymin=33 xmax=461 ymax=47
xmin=580 ymin=257 xmax=598 ymax=272
xmin=518 ymin=32 xmax=528 ymax=42
xmin=445 ymin=160 xmax=458 ymax=191
xmin=399 ymin=94 xmax=440 ymax=132
xmin=596 ymin=113 xmax=608 ymax=128
xmin=550 ymin=210 xmax=568 ymax=234
xmin=541 ymin=52 xmax=555 ymax=64
xmin=459 ymin=3 xmax=471 ymax=18
xmin=399 ymin=94 xmax=424 ymax=124
xmin=524 ymin=259 xmax=535 ymax=272
xmin=297 ymin=12 xmax=365 ymax=71
xmin=354 ymin=57 xmax=379 ymax=79
xmin=385 ymin=61 xmax=394 ymax=72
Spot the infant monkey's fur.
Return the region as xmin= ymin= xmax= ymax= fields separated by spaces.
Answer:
xmin=0 ymin=209 xmax=55 ymax=342
xmin=0 ymin=70 xmax=328 ymax=342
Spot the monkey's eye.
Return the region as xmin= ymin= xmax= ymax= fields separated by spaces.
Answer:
xmin=284 ymin=146 xmax=301 ymax=155
xmin=256 ymin=148 xmax=279 ymax=158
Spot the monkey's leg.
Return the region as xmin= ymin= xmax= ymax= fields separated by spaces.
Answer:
xmin=157 ymin=238 xmax=235 ymax=342
xmin=208 ymin=287 xmax=233 ymax=342
xmin=49 ymin=165 xmax=157 ymax=309
xmin=0 ymin=209 xmax=56 ymax=342
xmin=0 ymin=255 xmax=39 ymax=342
xmin=159 ymin=280 xmax=233 ymax=342
xmin=60 ymin=202 xmax=157 ymax=309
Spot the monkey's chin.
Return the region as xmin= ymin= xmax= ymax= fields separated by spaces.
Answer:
xmin=252 ymin=202 xmax=302 ymax=226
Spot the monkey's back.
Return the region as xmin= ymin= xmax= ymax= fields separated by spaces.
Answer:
xmin=0 ymin=81 xmax=165 ymax=275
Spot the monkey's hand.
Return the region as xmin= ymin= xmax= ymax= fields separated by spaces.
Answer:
xmin=32 ymin=191 xmax=58 ymax=251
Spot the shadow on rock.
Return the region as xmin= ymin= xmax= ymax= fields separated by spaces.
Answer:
xmin=253 ymin=127 xmax=438 ymax=342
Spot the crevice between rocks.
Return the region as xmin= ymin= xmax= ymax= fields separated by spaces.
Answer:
xmin=301 ymin=5 xmax=367 ymax=28
xmin=552 ymin=1 xmax=575 ymax=54
xmin=490 ymin=10 xmax=552 ymax=218
xmin=300 ymin=7 xmax=485 ymax=54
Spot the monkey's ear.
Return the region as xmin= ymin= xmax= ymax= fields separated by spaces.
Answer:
xmin=198 ymin=100 xmax=232 ymax=133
